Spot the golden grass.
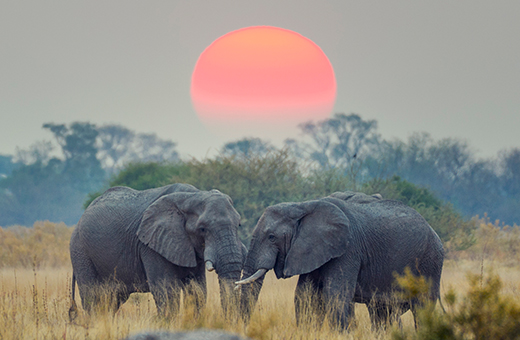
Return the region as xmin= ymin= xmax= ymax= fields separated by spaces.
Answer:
xmin=1 ymin=260 xmax=519 ymax=340
xmin=1 ymin=219 xmax=519 ymax=339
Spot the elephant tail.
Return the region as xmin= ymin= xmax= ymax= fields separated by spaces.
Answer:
xmin=69 ymin=273 xmax=78 ymax=322
xmin=438 ymin=295 xmax=446 ymax=314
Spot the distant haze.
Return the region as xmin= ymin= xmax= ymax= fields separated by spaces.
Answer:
xmin=1 ymin=1 xmax=519 ymax=159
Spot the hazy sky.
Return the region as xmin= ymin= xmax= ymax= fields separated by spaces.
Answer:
xmin=1 ymin=1 xmax=519 ymax=160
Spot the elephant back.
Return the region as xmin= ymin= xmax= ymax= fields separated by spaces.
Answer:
xmin=78 ymin=184 xmax=199 ymax=236
xmin=325 ymin=194 xmax=439 ymax=269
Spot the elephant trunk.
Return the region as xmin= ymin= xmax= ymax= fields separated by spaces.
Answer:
xmin=239 ymin=238 xmax=266 ymax=322
xmin=214 ymin=232 xmax=243 ymax=316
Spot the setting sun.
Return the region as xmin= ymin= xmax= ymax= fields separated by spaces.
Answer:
xmin=191 ymin=26 xmax=336 ymax=132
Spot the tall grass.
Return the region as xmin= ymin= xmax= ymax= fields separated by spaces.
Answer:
xmin=1 ymin=220 xmax=520 ymax=339
xmin=2 ymin=263 xmax=519 ymax=340
xmin=0 ymin=221 xmax=73 ymax=268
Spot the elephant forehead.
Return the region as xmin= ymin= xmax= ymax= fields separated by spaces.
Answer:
xmin=199 ymin=197 xmax=240 ymax=220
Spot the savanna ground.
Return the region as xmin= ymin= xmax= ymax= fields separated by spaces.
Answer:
xmin=1 ymin=219 xmax=520 ymax=339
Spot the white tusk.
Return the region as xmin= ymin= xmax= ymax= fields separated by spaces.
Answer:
xmin=205 ymin=261 xmax=215 ymax=272
xmin=234 ymin=268 xmax=267 ymax=285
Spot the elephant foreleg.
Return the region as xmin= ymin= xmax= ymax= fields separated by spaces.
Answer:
xmin=150 ymin=280 xmax=182 ymax=318
xmin=320 ymin=258 xmax=360 ymax=330
xmin=368 ymin=302 xmax=394 ymax=329
xmin=294 ymin=273 xmax=325 ymax=326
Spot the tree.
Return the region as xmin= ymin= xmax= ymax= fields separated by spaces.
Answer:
xmin=43 ymin=122 xmax=105 ymax=192
xmin=13 ymin=141 xmax=54 ymax=165
xmin=0 ymin=155 xmax=19 ymax=179
xmin=287 ymin=113 xmax=381 ymax=169
xmin=499 ymin=148 xmax=520 ymax=197
xmin=95 ymin=124 xmax=136 ymax=174
xmin=221 ymin=138 xmax=275 ymax=158
xmin=0 ymin=159 xmax=83 ymax=226
xmin=0 ymin=123 xmax=106 ymax=226
xmin=96 ymin=124 xmax=180 ymax=175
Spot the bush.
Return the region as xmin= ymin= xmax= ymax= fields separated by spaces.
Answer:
xmin=393 ymin=272 xmax=520 ymax=340
xmin=451 ymin=216 xmax=520 ymax=264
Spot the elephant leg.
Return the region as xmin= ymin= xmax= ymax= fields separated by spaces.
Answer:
xmin=71 ymin=252 xmax=101 ymax=314
xmin=141 ymin=248 xmax=186 ymax=317
xmin=368 ymin=301 xmax=406 ymax=329
xmin=149 ymin=279 xmax=183 ymax=318
xmin=320 ymin=258 xmax=359 ymax=330
xmin=99 ymin=283 xmax=131 ymax=314
xmin=409 ymin=299 xmax=422 ymax=329
xmin=368 ymin=302 xmax=392 ymax=328
xmin=294 ymin=273 xmax=325 ymax=326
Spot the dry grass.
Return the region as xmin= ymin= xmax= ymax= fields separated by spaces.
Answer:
xmin=1 ymin=219 xmax=520 ymax=339
xmin=0 ymin=261 xmax=519 ymax=340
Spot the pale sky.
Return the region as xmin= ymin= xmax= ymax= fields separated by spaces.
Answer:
xmin=1 ymin=1 xmax=519 ymax=160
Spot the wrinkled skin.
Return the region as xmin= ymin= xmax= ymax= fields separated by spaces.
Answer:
xmin=70 ymin=184 xmax=245 ymax=317
xmin=239 ymin=191 xmax=444 ymax=329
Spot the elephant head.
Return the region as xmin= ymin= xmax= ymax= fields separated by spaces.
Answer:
xmin=137 ymin=189 xmax=245 ymax=311
xmin=237 ymin=199 xmax=352 ymax=318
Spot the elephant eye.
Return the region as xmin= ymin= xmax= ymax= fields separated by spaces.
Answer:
xmin=200 ymin=227 xmax=206 ymax=233
xmin=268 ymin=234 xmax=276 ymax=242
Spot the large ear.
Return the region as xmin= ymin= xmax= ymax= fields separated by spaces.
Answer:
xmin=284 ymin=200 xmax=351 ymax=277
xmin=137 ymin=193 xmax=197 ymax=267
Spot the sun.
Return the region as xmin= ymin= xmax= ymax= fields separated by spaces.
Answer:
xmin=191 ymin=26 xmax=336 ymax=137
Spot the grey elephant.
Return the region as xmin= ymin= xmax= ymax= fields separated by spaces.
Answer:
xmin=124 ymin=329 xmax=250 ymax=340
xmin=70 ymin=183 xmax=246 ymax=316
xmin=236 ymin=191 xmax=444 ymax=329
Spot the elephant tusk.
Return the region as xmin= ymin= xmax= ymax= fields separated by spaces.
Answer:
xmin=235 ymin=268 xmax=267 ymax=286
xmin=205 ymin=261 xmax=215 ymax=272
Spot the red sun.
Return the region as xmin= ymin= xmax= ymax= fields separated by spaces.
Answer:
xmin=191 ymin=26 xmax=336 ymax=134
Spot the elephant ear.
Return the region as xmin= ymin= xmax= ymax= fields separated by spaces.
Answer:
xmin=137 ymin=193 xmax=197 ymax=267
xmin=284 ymin=200 xmax=351 ymax=277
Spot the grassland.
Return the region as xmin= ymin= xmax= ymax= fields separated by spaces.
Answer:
xmin=1 ymin=218 xmax=519 ymax=339
xmin=0 ymin=259 xmax=518 ymax=340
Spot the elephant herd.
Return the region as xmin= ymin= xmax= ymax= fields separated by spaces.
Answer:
xmin=70 ymin=183 xmax=444 ymax=330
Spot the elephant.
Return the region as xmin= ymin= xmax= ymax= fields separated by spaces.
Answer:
xmin=69 ymin=183 xmax=246 ymax=317
xmin=236 ymin=191 xmax=444 ymax=329
xmin=124 ymin=329 xmax=250 ymax=340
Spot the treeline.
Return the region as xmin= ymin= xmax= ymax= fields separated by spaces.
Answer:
xmin=0 ymin=122 xmax=179 ymax=226
xmin=282 ymin=113 xmax=520 ymax=226
xmin=1 ymin=113 xmax=519 ymax=228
